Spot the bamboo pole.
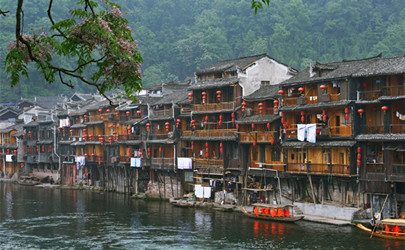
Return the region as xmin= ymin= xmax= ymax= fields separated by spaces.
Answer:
xmin=370 ymin=194 xmax=389 ymax=239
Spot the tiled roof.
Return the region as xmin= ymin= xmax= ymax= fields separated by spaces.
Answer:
xmin=236 ymin=115 xmax=280 ymax=124
xmin=280 ymin=54 xmax=405 ymax=86
xmin=279 ymin=100 xmax=353 ymax=112
xmin=244 ymin=85 xmax=280 ymax=101
xmin=356 ymin=134 xmax=405 ymax=141
xmin=152 ymin=90 xmax=188 ymax=105
xmin=188 ymin=78 xmax=239 ymax=90
xmin=282 ymin=140 xmax=356 ymax=148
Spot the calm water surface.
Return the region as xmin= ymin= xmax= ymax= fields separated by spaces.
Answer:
xmin=0 ymin=182 xmax=403 ymax=249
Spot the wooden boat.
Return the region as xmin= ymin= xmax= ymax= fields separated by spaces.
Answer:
xmin=241 ymin=203 xmax=304 ymax=222
xmin=17 ymin=176 xmax=40 ymax=186
xmin=356 ymin=219 xmax=405 ymax=240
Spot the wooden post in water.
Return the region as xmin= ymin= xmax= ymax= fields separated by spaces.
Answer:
xmin=308 ymin=174 xmax=317 ymax=204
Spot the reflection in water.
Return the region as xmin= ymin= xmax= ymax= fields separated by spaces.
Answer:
xmin=1 ymin=182 xmax=405 ymax=249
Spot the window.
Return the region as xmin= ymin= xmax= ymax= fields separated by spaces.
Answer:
xmin=232 ymin=144 xmax=239 ymax=159
xmin=184 ymin=171 xmax=194 ymax=182
xmin=261 ymin=81 xmax=270 ymax=86
xmin=271 ymin=147 xmax=281 ymax=162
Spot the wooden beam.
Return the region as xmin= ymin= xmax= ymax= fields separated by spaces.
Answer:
xmin=308 ymin=174 xmax=317 ymax=204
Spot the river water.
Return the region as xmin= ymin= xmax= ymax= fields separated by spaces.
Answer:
xmin=0 ymin=182 xmax=403 ymax=249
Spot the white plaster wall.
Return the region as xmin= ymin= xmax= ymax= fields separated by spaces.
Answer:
xmin=238 ymin=57 xmax=292 ymax=97
xmin=294 ymin=202 xmax=359 ymax=221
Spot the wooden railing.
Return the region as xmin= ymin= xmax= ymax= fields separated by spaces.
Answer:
xmin=284 ymin=97 xmax=298 ymax=106
xmin=193 ymin=102 xmax=236 ymax=112
xmin=119 ymin=156 xmax=130 ymax=163
xmin=149 ymin=109 xmax=173 ymax=117
xmin=85 ymin=155 xmax=104 ymax=163
xmin=329 ymin=125 xmax=351 ymax=137
xmin=194 ymin=158 xmax=224 ymax=168
xmin=180 ymin=107 xmax=192 ymax=114
xmin=357 ymin=90 xmax=382 ymax=100
xmin=391 ymin=124 xmax=405 ymax=134
xmin=240 ymin=132 xmax=276 ymax=143
xmin=362 ymin=125 xmax=384 ymax=134
xmin=148 ymin=134 xmax=170 ymax=140
xmin=382 ymin=85 xmax=405 ymax=96
xmin=118 ymin=134 xmax=143 ymax=141
xmin=152 ymin=158 xmax=175 ymax=167
xmin=329 ymin=93 xmax=341 ymax=101
xmin=366 ymin=163 xmax=384 ymax=173
xmin=392 ymin=164 xmax=405 ymax=175
xmin=251 ymin=161 xmax=285 ymax=171
xmin=182 ymin=129 xmax=237 ymax=138
xmin=286 ymin=163 xmax=350 ymax=175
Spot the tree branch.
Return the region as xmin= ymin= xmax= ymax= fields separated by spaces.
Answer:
xmin=84 ymin=0 xmax=96 ymax=17
xmin=58 ymin=71 xmax=74 ymax=89
xmin=0 ymin=9 xmax=9 ymax=16
xmin=47 ymin=0 xmax=68 ymax=39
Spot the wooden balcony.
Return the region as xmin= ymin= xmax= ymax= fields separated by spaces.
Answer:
xmin=366 ymin=163 xmax=384 ymax=173
xmin=251 ymin=161 xmax=285 ymax=171
xmin=148 ymin=134 xmax=170 ymax=140
xmin=194 ymin=158 xmax=224 ymax=168
xmin=284 ymin=96 xmax=318 ymax=106
xmin=329 ymin=125 xmax=352 ymax=137
xmin=362 ymin=125 xmax=384 ymax=134
xmin=286 ymin=163 xmax=351 ymax=176
xmin=117 ymin=134 xmax=143 ymax=141
xmin=391 ymin=124 xmax=405 ymax=134
xmin=357 ymin=90 xmax=382 ymax=100
xmin=240 ymin=132 xmax=277 ymax=143
xmin=182 ymin=129 xmax=237 ymax=138
xmin=286 ymin=124 xmax=351 ymax=138
xmin=85 ymin=155 xmax=104 ymax=163
xmin=193 ymin=101 xmax=236 ymax=112
xmin=392 ymin=164 xmax=405 ymax=175
xmin=149 ymin=109 xmax=173 ymax=117
xmin=151 ymin=158 xmax=175 ymax=168
xmin=180 ymin=107 xmax=192 ymax=115
xmin=118 ymin=156 xmax=130 ymax=163
xmin=382 ymin=85 xmax=405 ymax=96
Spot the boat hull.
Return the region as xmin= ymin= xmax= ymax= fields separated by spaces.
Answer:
xmin=241 ymin=207 xmax=304 ymax=222
xmin=356 ymin=224 xmax=405 ymax=241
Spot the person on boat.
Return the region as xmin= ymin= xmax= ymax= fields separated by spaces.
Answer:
xmin=370 ymin=216 xmax=376 ymax=227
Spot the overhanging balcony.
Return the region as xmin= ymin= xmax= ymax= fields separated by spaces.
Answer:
xmin=286 ymin=163 xmax=351 ymax=176
xmin=193 ymin=101 xmax=236 ymax=112
xmin=382 ymin=85 xmax=405 ymax=96
xmin=240 ymin=131 xmax=277 ymax=143
xmin=182 ymin=129 xmax=237 ymax=139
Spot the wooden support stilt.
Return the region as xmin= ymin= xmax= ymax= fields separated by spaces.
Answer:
xmin=308 ymin=174 xmax=317 ymax=204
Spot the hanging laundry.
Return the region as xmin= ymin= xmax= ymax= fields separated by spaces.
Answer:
xmin=297 ymin=124 xmax=306 ymax=142
xmin=306 ymin=124 xmax=317 ymax=143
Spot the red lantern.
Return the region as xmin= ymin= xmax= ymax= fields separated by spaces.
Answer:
xmin=357 ymin=147 xmax=361 ymax=153
xmin=205 ymin=153 xmax=209 ymax=158
xmin=363 ymin=82 xmax=367 ymax=88
xmin=357 ymin=160 xmax=361 ymax=167
xmin=36 ymin=146 xmax=39 ymax=152
xmin=278 ymin=90 xmax=284 ymax=95
xmin=42 ymin=145 xmax=45 ymax=152
xmin=281 ymin=118 xmax=285 ymax=124
xmin=188 ymin=93 xmax=193 ymax=102
xmin=126 ymin=111 xmax=130 ymax=116
xmin=301 ymin=116 xmax=305 ymax=123
xmin=49 ymin=145 xmax=52 ymax=152
xmin=298 ymin=87 xmax=304 ymax=92
xmin=219 ymin=120 xmax=222 ymax=126
xmin=98 ymin=109 xmax=103 ymax=113
xmin=84 ymin=153 xmax=88 ymax=157
xmin=205 ymin=142 xmax=209 ymax=147
xmin=106 ymin=109 xmax=111 ymax=113
xmin=159 ymin=147 xmax=162 ymax=153
xmin=323 ymin=115 xmax=327 ymax=122
xmin=357 ymin=109 xmax=364 ymax=117
xmin=267 ymin=123 xmax=270 ymax=129
xmin=219 ymin=115 xmax=223 ymax=120
xmin=242 ymin=102 xmax=246 ymax=112
xmin=231 ymin=113 xmax=235 ymax=118
xmin=236 ymin=124 xmax=239 ymax=130
xmin=220 ymin=148 xmax=223 ymax=154
xmin=345 ymin=114 xmax=349 ymax=120
xmin=70 ymin=129 xmax=73 ymax=136
xmin=274 ymin=100 xmax=279 ymax=105
xmin=139 ymin=148 xmax=142 ymax=158
xmin=345 ymin=108 xmax=349 ymax=114
xmin=301 ymin=111 xmax=305 ymax=116
xmin=23 ymin=133 xmax=26 ymax=140
xmin=98 ymin=155 xmax=101 ymax=165
xmin=146 ymin=123 xmax=151 ymax=132
xmin=191 ymin=142 xmax=194 ymax=151
xmin=128 ymin=148 xmax=131 ymax=157
xmin=381 ymin=106 xmax=388 ymax=112
xmin=271 ymin=139 xmax=275 ymax=145
xmin=322 ymin=110 xmax=326 ymax=115
xmin=165 ymin=122 xmax=170 ymax=132
xmin=251 ymin=123 xmax=255 ymax=129
xmin=258 ymin=103 xmax=264 ymax=114
xmin=202 ymin=91 xmax=207 ymax=103
xmin=253 ymin=141 xmax=257 ymax=146
xmin=109 ymin=137 xmax=113 ymax=144
xmin=28 ymin=131 xmax=32 ymax=137
xmin=281 ymin=112 xmax=285 ymax=117
xmin=136 ymin=110 xmax=141 ymax=115
xmin=216 ymin=90 xmax=222 ymax=102
xmin=320 ymin=84 xmax=326 ymax=90
xmin=357 ymin=154 xmax=361 ymax=160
